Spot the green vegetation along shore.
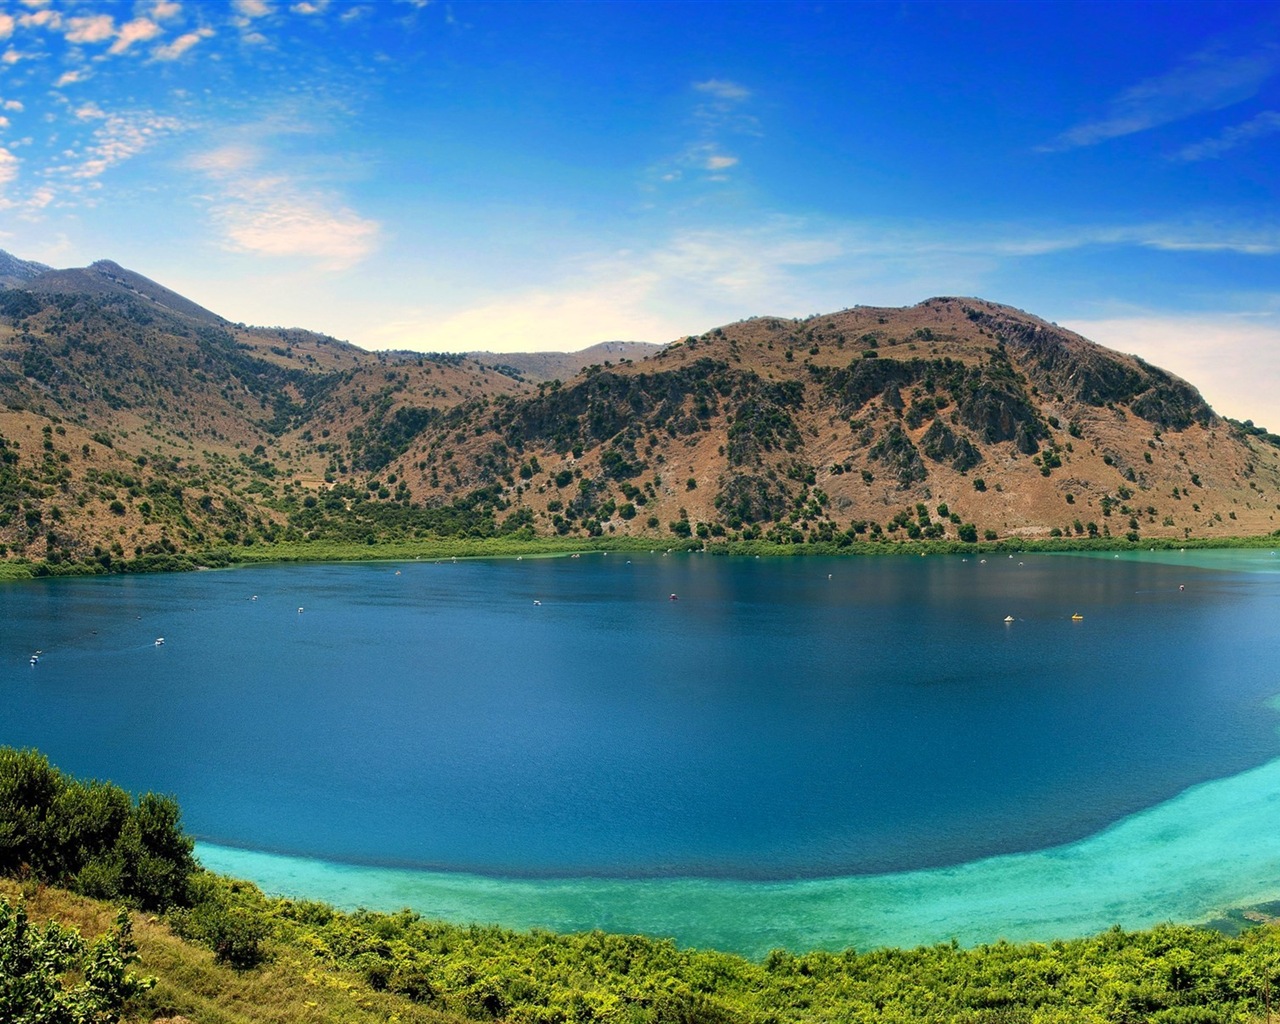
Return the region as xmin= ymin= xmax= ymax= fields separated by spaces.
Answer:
xmin=3 ymin=748 xmax=1280 ymax=1023
xmin=1 ymin=530 xmax=1279 ymax=582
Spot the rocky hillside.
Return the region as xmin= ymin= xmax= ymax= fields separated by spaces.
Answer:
xmin=2 ymin=251 xmax=1279 ymax=565
xmin=374 ymin=298 xmax=1280 ymax=547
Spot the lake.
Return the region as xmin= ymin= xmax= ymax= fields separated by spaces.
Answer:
xmin=4 ymin=548 xmax=1280 ymax=954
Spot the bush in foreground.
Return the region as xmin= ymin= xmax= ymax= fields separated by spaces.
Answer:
xmin=0 ymin=748 xmax=195 ymax=911
xmin=0 ymin=896 xmax=151 ymax=1023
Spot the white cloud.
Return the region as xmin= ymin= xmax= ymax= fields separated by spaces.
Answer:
xmin=188 ymin=143 xmax=258 ymax=175
xmin=233 ymin=0 xmax=272 ymax=18
xmin=1174 ymin=110 xmax=1280 ymax=161
xmin=152 ymin=27 xmax=214 ymax=61
xmin=55 ymin=69 xmax=87 ymax=87
xmin=291 ymin=0 xmax=329 ymax=12
xmin=215 ymin=187 xmax=379 ymax=268
xmin=1041 ymin=45 xmax=1280 ymax=151
xmin=362 ymin=213 xmax=1280 ymax=359
xmin=149 ymin=1 xmax=183 ymax=20
xmin=368 ymin=224 xmax=850 ymax=353
xmin=109 ymin=18 xmax=163 ymax=55
xmin=1063 ymin=313 xmax=1280 ymax=430
xmin=0 ymin=146 xmax=18 ymax=189
xmin=50 ymin=110 xmax=186 ymax=180
xmin=2 ymin=48 xmax=24 ymax=65
xmin=19 ymin=8 xmax=59 ymax=29
xmin=190 ymin=145 xmax=380 ymax=270
xmin=25 ymin=184 xmax=53 ymax=209
xmin=654 ymin=77 xmax=759 ymax=187
xmin=694 ymin=79 xmax=751 ymax=102
xmin=0 ymin=14 xmax=13 ymax=39
xmin=64 ymin=14 xmax=116 ymax=45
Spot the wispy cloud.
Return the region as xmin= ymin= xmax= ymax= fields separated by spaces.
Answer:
xmin=0 ymin=147 xmax=18 ymax=190
xmin=64 ymin=14 xmax=115 ymax=45
xmin=704 ymin=154 xmax=738 ymax=171
xmin=653 ymin=77 xmax=756 ymax=187
xmin=19 ymin=9 xmax=60 ymax=30
xmin=1040 ymin=44 xmax=1280 ymax=151
xmin=0 ymin=13 xmax=14 ymax=40
xmin=109 ymin=18 xmax=163 ymax=56
xmin=190 ymin=144 xmax=380 ymax=270
xmin=149 ymin=1 xmax=183 ymax=22
xmin=233 ymin=0 xmax=272 ymax=18
xmin=694 ymin=79 xmax=751 ymax=102
xmin=369 ymin=214 xmax=1280 ymax=356
xmin=1063 ymin=312 xmax=1280 ymax=428
xmin=48 ymin=108 xmax=187 ymax=180
xmin=152 ymin=27 xmax=214 ymax=61
xmin=1173 ymin=109 xmax=1280 ymax=161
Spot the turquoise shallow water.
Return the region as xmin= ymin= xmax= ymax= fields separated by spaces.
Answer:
xmin=5 ymin=547 xmax=1280 ymax=953
xmin=197 ymin=746 xmax=1280 ymax=956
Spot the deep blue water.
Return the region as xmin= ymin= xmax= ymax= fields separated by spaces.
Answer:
xmin=3 ymin=550 xmax=1279 ymax=882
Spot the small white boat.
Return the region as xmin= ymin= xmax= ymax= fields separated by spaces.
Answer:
xmin=1003 ymin=615 xmax=1015 ymax=623
xmin=155 ymin=637 xmax=165 ymax=646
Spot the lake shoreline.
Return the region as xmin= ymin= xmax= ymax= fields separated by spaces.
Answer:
xmin=3 ymin=530 xmax=1279 ymax=582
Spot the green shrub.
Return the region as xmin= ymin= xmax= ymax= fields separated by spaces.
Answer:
xmin=0 ymin=897 xmax=152 ymax=1022
xmin=0 ymin=748 xmax=195 ymax=911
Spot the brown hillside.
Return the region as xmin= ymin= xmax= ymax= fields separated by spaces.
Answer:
xmin=383 ymin=298 xmax=1280 ymax=545
xmin=1 ymin=252 xmax=1278 ymax=561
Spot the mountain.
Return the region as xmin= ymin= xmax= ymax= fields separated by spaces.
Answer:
xmin=465 ymin=341 xmax=666 ymax=383
xmin=374 ymin=298 xmax=1280 ymax=546
xmin=22 ymin=258 xmax=227 ymax=324
xmin=2 ymin=254 xmax=1279 ymax=567
xmin=0 ymin=249 xmax=52 ymax=287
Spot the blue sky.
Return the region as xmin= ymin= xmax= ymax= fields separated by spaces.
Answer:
xmin=1 ymin=1 xmax=1279 ymax=425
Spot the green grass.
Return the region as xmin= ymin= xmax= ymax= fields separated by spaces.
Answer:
xmin=7 ymin=875 xmax=1280 ymax=1024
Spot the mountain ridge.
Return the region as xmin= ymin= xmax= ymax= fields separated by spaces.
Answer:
xmin=2 ymin=252 xmax=1279 ymax=566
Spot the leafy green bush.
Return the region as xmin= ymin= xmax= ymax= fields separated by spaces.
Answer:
xmin=0 ymin=748 xmax=195 ymax=911
xmin=0 ymin=897 xmax=151 ymax=1023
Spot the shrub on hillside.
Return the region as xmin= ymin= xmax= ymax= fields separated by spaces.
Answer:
xmin=0 ymin=748 xmax=195 ymax=911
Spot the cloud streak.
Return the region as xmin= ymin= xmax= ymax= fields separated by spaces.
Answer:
xmin=152 ymin=28 xmax=215 ymax=61
xmin=109 ymin=18 xmax=162 ymax=55
xmin=51 ymin=109 xmax=186 ymax=180
xmin=1041 ymin=44 xmax=1280 ymax=151
xmin=190 ymin=144 xmax=380 ymax=270
xmin=1174 ymin=109 xmax=1280 ymax=161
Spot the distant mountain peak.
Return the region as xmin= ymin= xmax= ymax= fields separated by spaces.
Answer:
xmin=21 ymin=257 xmax=225 ymax=325
xmin=0 ymin=249 xmax=54 ymax=287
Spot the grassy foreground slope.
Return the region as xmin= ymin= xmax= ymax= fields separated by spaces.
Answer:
xmin=5 ymin=749 xmax=1280 ymax=1023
